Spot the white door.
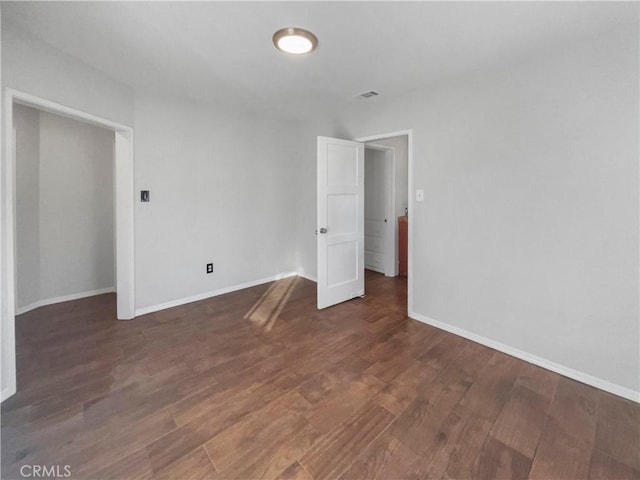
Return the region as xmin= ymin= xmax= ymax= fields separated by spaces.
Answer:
xmin=317 ymin=136 xmax=365 ymax=309
xmin=364 ymin=148 xmax=388 ymax=274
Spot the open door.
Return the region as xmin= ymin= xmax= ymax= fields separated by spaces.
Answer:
xmin=317 ymin=136 xmax=365 ymax=309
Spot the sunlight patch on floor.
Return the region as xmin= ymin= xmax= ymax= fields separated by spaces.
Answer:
xmin=244 ymin=276 xmax=298 ymax=331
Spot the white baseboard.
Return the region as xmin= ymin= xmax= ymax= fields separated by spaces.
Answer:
xmin=1 ymin=385 xmax=17 ymax=402
xmin=297 ymin=271 xmax=317 ymax=283
xmin=409 ymin=311 xmax=640 ymax=404
xmin=15 ymin=287 xmax=116 ymax=316
xmin=135 ymin=272 xmax=299 ymax=317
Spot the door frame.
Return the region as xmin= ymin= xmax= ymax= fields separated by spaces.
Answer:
xmin=355 ymin=130 xmax=413 ymax=313
xmin=364 ymin=143 xmax=396 ymax=277
xmin=1 ymin=89 xmax=135 ymax=401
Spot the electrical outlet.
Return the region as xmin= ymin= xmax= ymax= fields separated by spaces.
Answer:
xmin=206 ymin=263 xmax=214 ymax=274
xmin=141 ymin=190 xmax=150 ymax=202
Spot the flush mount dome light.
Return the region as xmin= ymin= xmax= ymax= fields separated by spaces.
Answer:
xmin=273 ymin=27 xmax=318 ymax=55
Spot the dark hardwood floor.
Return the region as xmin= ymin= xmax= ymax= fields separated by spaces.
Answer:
xmin=2 ymin=271 xmax=638 ymax=479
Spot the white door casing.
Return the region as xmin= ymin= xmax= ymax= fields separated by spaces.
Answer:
xmin=317 ymin=136 xmax=365 ymax=309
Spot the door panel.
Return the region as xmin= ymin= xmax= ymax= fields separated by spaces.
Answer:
xmin=364 ymin=148 xmax=388 ymax=274
xmin=327 ymin=241 xmax=358 ymax=286
xmin=365 ymin=234 xmax=384 ymax=253
xmin=327 ymin=145 xmax=358 ymax=186
xmin=317 ymin=137 xmax=364 ymax=309
xmin=327 ymin=195 xmax=357 ymax=236
xmin=364 ymin=251 xmax=385 ymax=271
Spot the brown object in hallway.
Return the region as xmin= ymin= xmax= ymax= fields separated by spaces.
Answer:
xmin=398 ymin=215 xmax=408 ymax=277
xmin=1 ymin=271 xmax=638 ymax=480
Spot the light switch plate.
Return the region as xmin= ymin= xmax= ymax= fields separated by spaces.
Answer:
xmin=416 ymin=189 xmax=424 ymax=202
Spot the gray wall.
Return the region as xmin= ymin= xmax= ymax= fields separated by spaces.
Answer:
xmin=14 ymin=105 xmax=40 ymax=309
xmin=334 ymin=25 xmax=638 ymax=393
xmin=38 ymin=111 xmax=115 ymax=301
xmin=2 ymin=23 xmax=134 ymax=126
xmin=133 ymin=93 xmax=301 ymax=310
xmin=13 ymin=105 xmax=115 ymax=310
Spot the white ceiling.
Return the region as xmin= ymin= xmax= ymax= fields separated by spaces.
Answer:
xmin=2 ymin=1 xmax=637 ymax=120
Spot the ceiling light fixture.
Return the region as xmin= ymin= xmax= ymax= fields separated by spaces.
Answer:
xmin=273 ymin=27 xmax=318 ymax=55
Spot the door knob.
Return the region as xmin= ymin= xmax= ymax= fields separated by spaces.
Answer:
xmin=319 ymin=227 xmax=328 ymax=234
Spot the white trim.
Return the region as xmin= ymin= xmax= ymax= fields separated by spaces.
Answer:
xmin=297 ymin=271 xmax=318 ymax=283
xmin=363 ymin=143 xmax=393 ymax=152
xmin=1 ymin=386 xmax=16 ymax=403
xmin=9 ymin=90 xmax=130 ymax=132
xmin=355 ymin=130 xmax=413 ymax=313
xmin=0 ymin=11 xmax=8 ymax=405
xmin=409 ymin=311 xmax=640 ymax=403
xmin=15 ymin=287 xmax=116 ymax=316
xmin=114 ymin=129 xmax=135 ymax=320
xmin=135 ymin=272 xmax=298 ymax=317
xmin=2 ymin=89 xmax=18 ymax=404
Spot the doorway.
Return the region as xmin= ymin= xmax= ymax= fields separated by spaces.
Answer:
xmin=362 ymin=133 xmax=410 ymax=310
xmin=316 ymin=130 xmax=412 ymax=313
xmin=1 ymin=90 xmax=135 ymax=401
xmin=14 ymin=104 xmax=116 ymax=315
xmin=364 ymin=144 xmax=395 ymax=276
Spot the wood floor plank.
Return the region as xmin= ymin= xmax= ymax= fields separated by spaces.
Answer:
xmin=170 ymin=359 xmax=297 ymax=426
xmin=276 ymin=461 xmax=313 ymax=480
xmin=594 ymin=391 xmax=640 ymax=471
xmin=513 ymin=362 xmax=560 ymax=401
xmin=417 ymin=332 xmax=466 ymax=372
xmin=489 ymin=383 xmax=552 ymax=459
xmin=61 ymin=407 xmax=176 ymax=477
xmin=207 ymin=416 xmax=319 ymax=479
xmin=147 ymin=376 xmax=302 ymax=473
xmin=305 ymin=374 xmax=386 ymax=434
xmin=317 ymin=331 xmax=376 ymax=362
xmin=204 ymin=391 xmax=316 ymax=478
xmin=88 ymin=448 xmax=154 ymax=480
xmin=337 ymin=431 xmax=422 ymax=480
xmin=153 ymin=447 xmax=219 ymax=480
xmin=529 ymin=377 xmax=599 ymax=479
xmin=457 ymin=351 xmax=523 ymax=423
xmin=300 ymin=402 xmax=396 ymax=480
xmin=475 ymin=436 xmax=533 ymax=480
xmin=2 ymin=404 xmax=87 ymax=467
xmin=382 ymin=354 xmax=441 ymax=402
xmin=388 ymin=342 xmax=493 ymax=457
xmin=589 ymin=449 xmax=640 ymax=480
xmin=387 ymin=387 xmax=465 ymax=462
xmin=296 ymin=355 xmax=371 ymax=404
xmin=438 ymin=408 xmax=494 ymax=480
xmin=374 ymin=389 xmax=413 ymax=417
xmin=529 ymin=420 xmax=595 ymax=480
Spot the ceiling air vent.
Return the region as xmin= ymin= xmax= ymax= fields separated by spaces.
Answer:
xmin=358 ymin=90 xmax=379 ymax=99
